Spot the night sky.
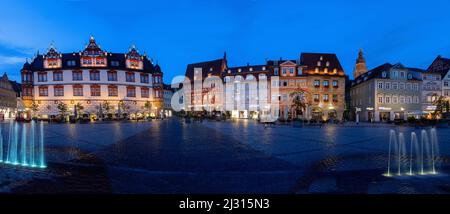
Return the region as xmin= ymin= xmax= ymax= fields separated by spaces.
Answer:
xmin=1 ymin=0 xmax=450 ymax=83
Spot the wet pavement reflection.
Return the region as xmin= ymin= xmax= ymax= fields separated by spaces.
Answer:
xmin=1 ymin=119 xmax=449 ymax=193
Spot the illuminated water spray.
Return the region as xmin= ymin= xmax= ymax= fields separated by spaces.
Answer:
xmin=385 ymin=129 xmax=439 ymax=177
xmin=0 ymin=120 xmax=46 ymax=169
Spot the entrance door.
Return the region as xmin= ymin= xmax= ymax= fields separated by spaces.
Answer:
xmin=379 ymin=112 xmax=389 ymax=122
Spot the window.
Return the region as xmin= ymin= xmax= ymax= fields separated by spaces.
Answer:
xmin=314 ymin=80 xmax=320 ymax=87
xmin=315 ymin=68 xmax=319 ymax=73
xmin=140 ymin=74 xmax=149 ymax=83
xmin=289 ymin=68 xmax=294 ymax=74
xmin=141 ymin=87 xmax=150 ymax=98
xmin=444 ymin=81 xmax=449 ymax=87
xmin=392 ymin=82 xmax=398 ymax=90
xmin=23 ymin=73 xmax=32 ymax=82
xmin=382 ymin=72 xmax=387 ymax=78
xmin=155 ymin=90 xmax=161 ymax=98
xmin=406 ymin=96 xmax=412 ymax=104
xmin=413 ymin=96 xmax=419 ymax=104
xmin=332 ymin=94 xmax=338 ymax=102
xmin=385 ymin=96 xmax=390 ymax=103
xmin=90 ymin=70 xmax=100 ymax=81
xmin=406 ymin=83 xmax=412 ymax=90
xmin=323 ymin=80 xmax=329 ymax=87
xmin=127 ymin=86 xmax=136 ymax=97
xmin=108 ymin=85 xmax=118 ymax=97
xmin=399 ymin=83 xmax=405 ymax=90
xmin=38 ymin=72 xmax=47 ymax=82
xmin=111 ymin=61 xmax=120 ymax=67
xmin=107 ymin=71 xmax=117 ymax=81
xmin=23 ymin=87 xmax=33 ymax=96
xmin=73 ymin=71 xmax=83 ymax=81
xmin=393 ymin=96 xmax=398 ymax=104
xmin=323 ymin=94 xmax=329 ymax=102
xmin=73 ymin=85 xmax=83 ymax=96
xmin=378 ymin=96 xmax=383 ymax=103
xmin=126 ymin=72 xmax=135 ymax=82
xmin=282 ymin=68 xmax=287 ymax=75
xmin=332 ymin=80 xmax=338 ymax=87
xmin=39 ymin=86 xmax=48 ymax=97
xmin=314 ymin=94 xmax=319 ymax=102
xmin=392 ymin=71 xmax=398 ymax=78
xmin=378 ymin=82 xmax=383 ymax=89
xmin=399 ymin=96 xmax=405 ymax=104
xmin=90 ymin=85 xmax=101 ymax=96
xmin=385 ymin=82 xmax=391 ymax=90
xmin=400 ymin=72 xmax=405 ymax=78
xmin=67 ymin=60 xmax=76 ymax=67
xmin=54 ymin=86 xmax=64 ymax=97
xmin=274 ymin=68 xmax=279 ymax=75
xmin=154 ymin=76 xmax=161 ymax=84
xmin=53 ymin=71 xmax=63 ymax=81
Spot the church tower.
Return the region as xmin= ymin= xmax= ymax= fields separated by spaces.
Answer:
xmin=353 ymin=49 xmax=367 ymax=79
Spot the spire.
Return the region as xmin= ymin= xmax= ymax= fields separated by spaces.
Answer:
xmin=356 ymin=48 xmax=365 ymax=63
xmin=353 ymin=48 xmax=368 ymax=79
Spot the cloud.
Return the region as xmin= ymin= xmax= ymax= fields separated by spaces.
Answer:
xmin=0 ymin=55 xmax=25 ymax=65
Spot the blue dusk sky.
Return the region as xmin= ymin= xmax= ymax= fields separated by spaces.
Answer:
xmin=0 ymin=0 xmax=450 ymax=83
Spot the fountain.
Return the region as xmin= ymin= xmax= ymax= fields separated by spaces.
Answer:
xmin=0 ymin=120 xmax=46 ymax=168
xmin=385 ymin=128 xmax=439 ymax=177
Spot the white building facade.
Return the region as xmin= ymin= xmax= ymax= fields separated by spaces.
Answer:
xmin=21 ymin=37 xmax=164 ymax=120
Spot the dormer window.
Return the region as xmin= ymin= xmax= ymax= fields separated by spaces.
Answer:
xmin=382 ymin=71 xmax=387 ymax=78
xmin=262 ymin=66 xmax=266 ymax=71
xmin=111 ymin=61 xmax=120 ymax=67
xmin=67 ymin=60 xmax=76 ymax=67
xmin=210 ymin=68 xmax=213 ymax=72
xmin=326 ymin=61 xmax=330 ymax=67
xmin=317 ymin=61 xmax=321 ymax=66
xmin=320 ymin=56 xmax=323 ymax=61
xmin=249 ymin=67 xmax=253 ymax=72
xmin=238 ymin=69 xmax=242 ymax=72
xmin=81 ymin=36 xmax=107 ymax=67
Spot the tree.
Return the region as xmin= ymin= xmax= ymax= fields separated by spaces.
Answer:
xmin=143 ymin=101 xmax=152 ymax=117
xmin=74 ymin=102 xmax=84 ymax=119
xmin=289 ymin=88 xmax=309 ymax=120
xmin=30 ymin=102 xmax=39 ymax=119
xmin=119 ymin=100 xmax=130 ymax=118
xmin=102 ymin=101 xmax=112 ymax=114
xmin=57 ymin=102 xmax=68 ymax=121
xmin=433 ymin=95 xmax=449 ymax=119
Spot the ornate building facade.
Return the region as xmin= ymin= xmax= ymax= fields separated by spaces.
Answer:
xmin=428 ymin=55 xmax=450 ymax=99
xmin=181 ymin=52 xmax=347 ymax=121
xmin=21 ymin=36 xmax=163 ymax=120
xmin=0 ymin=73 xmax=18 ymax=120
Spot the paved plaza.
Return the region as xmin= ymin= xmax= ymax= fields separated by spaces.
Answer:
xmin=0 ymin=119 xmax=449 ymax=194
